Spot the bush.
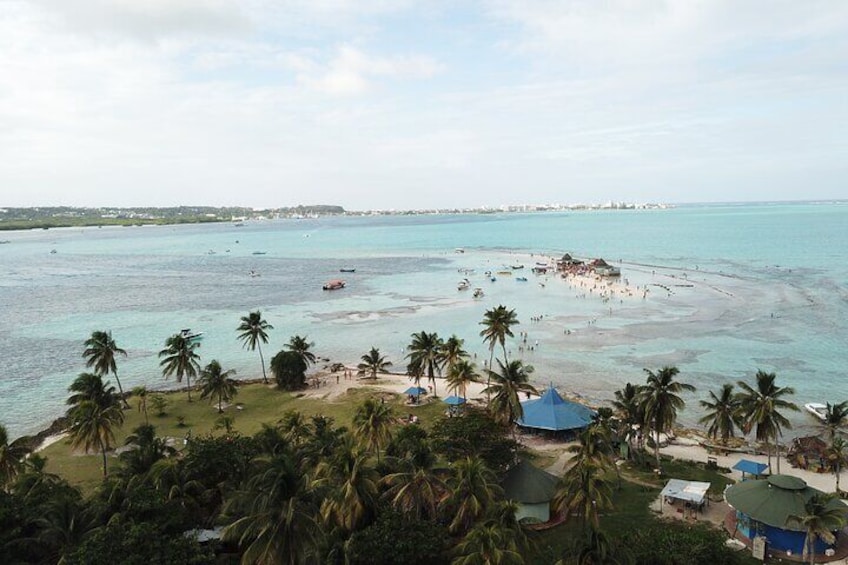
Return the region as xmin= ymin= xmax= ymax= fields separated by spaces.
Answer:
xmin=347 ymin=509 xmax=450 ymax=565
xmin=429 ymin=408 xmax=518 ymax=472
xmin=270 ymin=350 xmax=308 ymax=390
xmin=621 ymin=522 xmax=747 ymax=565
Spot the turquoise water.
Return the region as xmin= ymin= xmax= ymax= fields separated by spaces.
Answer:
xmin=1 ymin=202 xmax=846 ymax=438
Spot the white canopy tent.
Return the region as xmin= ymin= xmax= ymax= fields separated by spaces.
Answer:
xmin=660 ymin=479 xmax=711 ymax=512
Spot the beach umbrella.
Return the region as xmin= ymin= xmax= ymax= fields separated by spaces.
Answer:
xmin=443 ymin=395 xmax=467 ymax=406
xmin=403 ymin=386 xmax=427 ymax=397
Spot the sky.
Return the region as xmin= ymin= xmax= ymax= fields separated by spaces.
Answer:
xmin=1 ymin=1 xmax=846 ymax=210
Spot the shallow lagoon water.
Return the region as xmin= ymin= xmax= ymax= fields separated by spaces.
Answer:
xmin=1 ymin=203 xmax=846 ymax=438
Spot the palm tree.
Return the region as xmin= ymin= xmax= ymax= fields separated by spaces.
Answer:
xmin=132 ymin=385 xmax=149 ymax=425
xmin=479 ymin=305 xmax=519 ymax=399
xmin=821 ymin=401 xmax=848 ymax=440
xmin=698 ymin=383 xmax=741 ymax=446
xmin=120 ymin=423 xmax=176 ymax=475
xmin=447 ymin=359 xmax=480 ymax=399
xmin=222 ymin=452 xmax=319 ymax=564
xmin=67 ymin=372 xmax=116 ymax=410
xmin=158 ymin=333 xmax=201 ymax=401
xmin=736 ymin=370 xmax=799 ymax=474
xmin=83 ymin=330 xmax=129 ymax=407
xmin=357 ymin=347 xmax=392 ymax=380
xmin=314 ymin=435 xmax=379 ymax=533
xmin=612 ymin=382 xmax=644 ymax=454
xmin=382 ymin=456 xmax=447 ymax=521
xmin=825 ymin=437 xmax=848 ymax=494
xmin=236 ymin=310 xmax=274 ymax=384
xmin=442 ymin=334 xmax=468 ymax=377
xmin=553 ymin=460 xmax=613 ymax=531
xmin=285 ymin=335 xmax=317 ymax=368
xmin=786 ymin=494 xmax=847 ymax=565
xmin=453 ymin=521 xmax=525 ymax=565
xmin=67 ymin=397 xmax=124 ymax=478
xmin=482 ymin=359 xmax=537 ymax=431
xmin=407 ymin=331 xmax=444 ymax=397
xmin=639 ymin=366 xmax=695 ymax=472
xmin=443 ymin=456 xmax=502 ymax=535
xmin=198 ymin=360 xmax=238 ymax=413
xmin=352 ymin=398 xmax=394 ymax=462
xmin=0 ymin=424 xmax=31 ymax=490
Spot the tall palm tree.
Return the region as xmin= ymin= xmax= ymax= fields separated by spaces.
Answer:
xmin=67 ymin=372 xmax=116 ymax=410
xmin=443 ymin=456 xmax=503 ymax=535
xmin=736 ymin=370 xmax=799 ymax=474
xmin=381 ymin=456 xmax=447 ymax=521
xmin=67 ymin=397 xmax=124 ymax=478
xmin=222 ymin=452 xmax=319 ymax=564
xmin=236 ymin=311 xmax=274 ymax=384
xmin=159 ymin=333 xmax=201 ymax=401
xmin=120 ymin=423 xmax=176 ymax=476
xmin=357 ymin=347 xmax=392 ymax=380
xmin=639 ymin=366 xmax=695 ymax=472
xmin=447 ymin=359 xmax=480 ymax=399
xmin=442 ymin=334 xmax=468 ymax=377
xmin=479 ymin=305 xmax=519 ymax=398
xmin=482 ymin=359 xmax=537 ymax=431
xmin=352 ymin=398 xmax=394 ymax=462
xmin=314 ymin=435 xmax=379 ymax=533
xmin=83 ymin=330 xmax=129 ymax=407
xmin=825 ymin=437 xmax=848 ymax=494
xmin=698 ymin=383 xmax=741 ymax=446
xmin=786 ymin=494 xmax=847 ymax=565
xmin=407 ymin=331 xmax=445 ymax=396
xmin=612 ymin=382 xmax=644 ymax=454
xmin=198 ymin=360 xmax=238 ymax=413
xmin=132 ymin=385 xmax=149 ymax=425
xmin=821 ymin=401 xmax=848 ymax=440
xmin=553 ymin=460 xmax=613 ymax=531
xmin=285 ymin=335 xmax=317 ymax=368
xmin=0 ymin=424 xmax=31 ymax=490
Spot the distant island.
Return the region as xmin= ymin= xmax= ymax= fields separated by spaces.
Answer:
xmin=0 ymin=201 xmax=669 ymax=231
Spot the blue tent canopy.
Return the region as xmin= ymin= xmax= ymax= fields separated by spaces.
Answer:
xmin=516 ymin=386 xmax=596 ymax=431
xmin=443 ymin=395 xmax=467 ymax=406
xmin=403 ymin=386 xmax=427 ymax=396
xmin=733 ymin=459 xmax=769 ymax=476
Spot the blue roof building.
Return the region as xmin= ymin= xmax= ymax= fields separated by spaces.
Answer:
xmin=516 ymin=386 xmax=596 ymax=433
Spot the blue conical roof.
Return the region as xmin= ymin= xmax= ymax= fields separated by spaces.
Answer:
xmin=516 ymin=386 xmax=596 ymax=431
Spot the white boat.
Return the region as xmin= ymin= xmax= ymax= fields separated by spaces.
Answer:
xmin=473 ymin=288 xmax=484 ymax=298
xmin=804 ymin=403 xmax=828 ymax=421
xmin=179 ymin=329 xmax=204 ymax=342
xmin=458 ymin=279 xmax=470 ymax=290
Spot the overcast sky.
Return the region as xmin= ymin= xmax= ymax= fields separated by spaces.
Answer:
xmin=1 ymin=1 xmax=846 ymax=210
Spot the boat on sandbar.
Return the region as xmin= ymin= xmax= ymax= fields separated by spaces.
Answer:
xmin=473 ymin=288 xmax=484 ymax=298
xmin=179 ymin=329 xmax=204 ymax=342
xmin=323 ymin=279 xmax=346 ymax=291
xmin=804 ymin=403 xmax=828 ymax=421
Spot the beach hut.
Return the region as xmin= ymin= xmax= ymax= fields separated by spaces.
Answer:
xmin=403 ymin=386 xmax=427 ymax=403
xmin=725 ymin=474 xmax=847 ymax=557
xmin=443 ymin=395 xmax=466 ymax=416
xmin=660 ymin=479 xmax=710 ymax=514
xmin=515 ymin=386 xmax=596 ymax=436
xmin=501 ymin=459 xmax=560 ymax=523
xmin=732 ymin=459 xmax=768 ymax=480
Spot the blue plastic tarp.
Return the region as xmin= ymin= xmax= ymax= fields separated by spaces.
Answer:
xmin=516 ymin=386 xmax=596 ymax=431
xmin=733 ymin=459 xmax=769 ymax=475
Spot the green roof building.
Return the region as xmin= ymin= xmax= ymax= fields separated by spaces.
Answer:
xmin=501 ymin=459 xmax=560 ymax=524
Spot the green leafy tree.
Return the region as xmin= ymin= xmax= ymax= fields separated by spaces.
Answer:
xmin=447 ymin=359 xmax=479 ymax=400
xmin=452 ymin=521 xmax=525 ymax=565
xmin=407 ymin=331 xmax=445 ymax=396
xmin=552 ymin=460 xmax=613 ymax=531
xmin=285 ymin=334 xmax=317 ymax=368
xmin=66 ymin=373 xmax=125 ymax=478
xmin=442 ymin=455 xmax=502 ymax=535
xmin=346 ymin=508 xmax=450 ymax=565
xmin=158 ymin=333 xmax=201 ymax=401
xmin=736 ymin=370 xmax=798 ymax=473
xmin=479 ymin=306 xmax=520 ymax=402
xmin=441 ymin=334 xmax=468 ymax=381
xmin=198 ymin=359 xmax=238 ymax=413
xmin=353 ymin=398 xmax=394 ymax=462
xmin=65 ymin=521 xmax=213 ymax=565
xmin=314 ymin=435 xmax=379 ymax=533
xmin=430 ymin=409 xmax=519 ymax=472
xmin=639 ymin=366 xmax=695 ymax=472
xmin=131 ymin=386 xmax=149 ymax=425
xmin=236 ymin=310 xmax=274 ymax=384
xmin=786 ymin=493 xmax=847 ymax=565
xmin=0 ymin=424 xmax=31 ymax=490
xmin=83 ymin=330 xmax=129 ymax=407
xmin=149 ymin=394 xmax=168 ymax=417
xmin=357 ymin=347 xmax=392 ymax=380
xmin=612 ymin=382 xmax=645 ymax=454
xmin=821 ymin=401 xmax=848 ymax=440
xmin=825 ymin=437 xmax=848 ymax=494
xmin=119 ymin=424 xmax=175 ymax=476
xmin=698 ymin=383 xmax=741 ymax=446
xmin=270 ymin=350 xmax=308 ymax=390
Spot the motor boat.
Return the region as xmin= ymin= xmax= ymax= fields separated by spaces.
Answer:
xmin=458 ymin=279 xmax=471 ymax=291
xmin=323 ymin=279 xmax=346 ymax=291
xmin=473 ymin=288 xmax=484 ymax=298
xmin=804 ymin=403 xmax=828 ymax=421
xmin=179 ymin=329 xmax=204 ymax=342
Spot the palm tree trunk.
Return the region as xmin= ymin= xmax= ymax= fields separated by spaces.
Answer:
xmin=258 ymin=343 xmax=267 ymax=384
xmin=114 ymin=370 xmax=130 ymax=408
xmin=775 ymin=438 xmax=782 ymax=474
xmin=765 ymin=439 xmax=772 ymax=472
xmin=186 ymin=373 xmax=192 ymax=402
xmin=655 ymin=428 xmax=662 ymax=471
xmin=486 ymin=347 xmax=494 ymax=403
xmin=218 ymin=393 xmax=223 ymax=413
xmin=501 ymin=342 xmax=509 ymax=365
xmin=99 ymin=439 xmax=108 ymax=478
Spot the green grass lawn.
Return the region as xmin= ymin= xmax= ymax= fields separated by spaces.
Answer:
xmin=43 ymin=380 xmax=447 ymax=493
